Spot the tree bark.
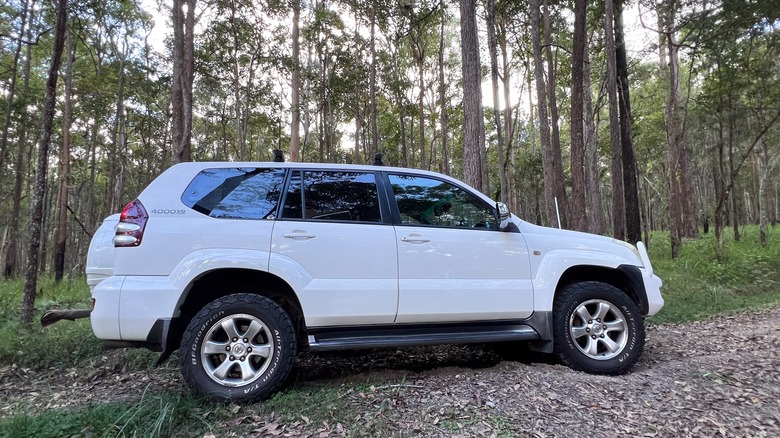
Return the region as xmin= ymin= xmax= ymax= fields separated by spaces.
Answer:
xmin=614 ymin=0 xmax=641 ymax=244
xmin=438 ymin=8 xmax=450 ymax=175
xmin=758 ymin=141 xmax=769 ymax=246
xmin=0 ymin=0 xmax=30 ymax=176
xmin=584 ymin=45 xmax=605 ymax=235
xmin=604 ymin=0 xmax=625 ymax=240
xmin=460 ymin=0 xmax=487 ymax=193
xmin=498 ymin=13 xmax=516 ymax=211
xmin=569 ymin=0 xmax=587 ymax=231
xmin=531 ymin=0 xmax=558 ymax=227
xmin=21 ymin=0 xmax=68 ymax=327
xmin=171 ymin=0 xmax=195 ymax=163
xmin=290 ymin=0 xmax=301 ymax=162
xmin=542 ymin=0 xmax=568 ymax=227
xmin=3 ymin=0 xmax=36 ymax=279
xmin=54 ymin=30 xmax=75 ymax=283
xmin=369 ymin=5 xmax=378 ymax=157
xmin=487 ymin=0 xmax=506 ymax=202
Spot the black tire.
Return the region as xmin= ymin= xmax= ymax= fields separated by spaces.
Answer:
xmin=179 ymin=293 xmax=297 ymax=403
xmin=553 ymin=281 xmax=644 ymax=375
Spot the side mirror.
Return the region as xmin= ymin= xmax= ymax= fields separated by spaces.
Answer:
xmin=497 ymin=202 xmax=510 ymax=221
xmin=496 ymin=202 xmax=517 ymax=232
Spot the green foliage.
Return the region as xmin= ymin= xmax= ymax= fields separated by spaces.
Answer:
xmin=0 ymin=277 xmax=99 ymax=368
xmin=648 ymin=225 xmax=780 ymax=324
xmin=0 ymin=390 xmax=207 ymax=438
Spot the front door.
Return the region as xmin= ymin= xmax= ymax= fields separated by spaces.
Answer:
xmin=387 ymin=174 xmax=533 ymax=324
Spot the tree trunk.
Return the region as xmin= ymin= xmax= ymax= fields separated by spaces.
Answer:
xmin=614 ymin=0 xmax=641 ymax=244
xmin=569 ymin=0 xmax=587 ymax=231
xmin=498 ymin=14 xmax=516 ymax=210
xmin=531 ymin=0 xmax=558 ymax=227
xmin=542 ymin=0 xmax=568 ymax=227
xmin=290 ymin=0 xmax=301 ymax=162
xmin=4 ymin=0 xmax=36 ymax=278
xmin=584 ymin=45 xmax=605 ymax=235
xmin=487 ymin=0 xmax=506 ymax=203
xmin=54 ymin=30 xmax=75 ymax=283
xmin=604 ymin=0 xmax=625 ymax=240
xmin=171 ymin=0 xmax=195 ymax=163
xmin=460 ymin=0 xmax=487 ymax=194
xmin=369 ymin=5 xmax=378 ymax=157
xmin=438 ymin=8 xmax=450 ymax=175
xmin=21 ymin=0 xmax=68 ymax=327
xmin=0 ymin=0 xmax=30 ymax=175
xmin=757 ymin=141 xmax=770 ymax=246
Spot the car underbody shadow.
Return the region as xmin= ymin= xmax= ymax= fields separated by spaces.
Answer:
xmin=282 ymin=342 xmax=559 ymax=390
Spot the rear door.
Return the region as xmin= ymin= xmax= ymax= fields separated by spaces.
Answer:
xmin=269 ymin=169 xmax=398 ymax=327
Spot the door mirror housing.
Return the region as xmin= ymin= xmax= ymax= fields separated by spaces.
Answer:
xmin=496 ymin=202 xmax=518 ymax=232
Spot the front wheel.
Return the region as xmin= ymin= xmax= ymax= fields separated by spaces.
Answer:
xmin=553 ymin=282 xmax=644 ymax=375
xmin=179 ymin=294 xmax=297 ymax=402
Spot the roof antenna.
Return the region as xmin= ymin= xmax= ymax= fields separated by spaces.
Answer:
xmin=272 ymin=149 xmax=284 ymax=162
xmin=373 ymin=152 xmax=384 ymax=166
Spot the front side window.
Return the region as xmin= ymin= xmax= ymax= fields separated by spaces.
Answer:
xmin=282 ymin=171 xmax=381 ymax=222
xmin=389 ymin=174 xmax=497 ymax=229
xmin=182 ymin=168 xmax=285 ymax=219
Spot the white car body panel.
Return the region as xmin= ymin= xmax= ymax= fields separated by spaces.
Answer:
xmin=270 ymin=221 xmax=399 ymax=326
xmin=112 ymin=216 xmax=274 ymax=276
xmin=395 ymin=225 xmax=534 ymax=323
xmin=86 ymin=214 xmax=120 ymax=290
xmin=118 ymin=276 xmax=180 ymax=340
xmin=90 ymin=275 xmax=123 ymax=339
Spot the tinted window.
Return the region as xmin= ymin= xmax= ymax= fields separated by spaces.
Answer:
xmin=389 ymin=174 xmax=497 ymax=229
xmin=182 ymin=168 xmax=285 ymax=219
xmin=282 ymin=171 xmax=381 ymax=222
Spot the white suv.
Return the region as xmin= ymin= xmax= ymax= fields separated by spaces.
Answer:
xmin=83 ymin=161 xmax=663 ymax=402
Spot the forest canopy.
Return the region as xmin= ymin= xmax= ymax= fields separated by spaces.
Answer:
xmin=0 ymin=0 xmax=779 ymax=321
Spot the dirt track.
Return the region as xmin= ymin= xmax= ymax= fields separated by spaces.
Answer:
xmin=2 ymin=306 xmax=779 ymax=437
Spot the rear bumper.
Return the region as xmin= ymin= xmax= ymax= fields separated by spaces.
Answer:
xmin=91 ymin=275 xmax=180 ymax=342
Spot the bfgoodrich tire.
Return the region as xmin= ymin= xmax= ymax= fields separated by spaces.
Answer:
xmin=179 ymin=294 xmax=297 ymax=403
xmin=553 ymin=282 xmax=644 ymax=375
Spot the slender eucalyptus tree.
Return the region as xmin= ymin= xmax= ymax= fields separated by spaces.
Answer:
xmin=21 ymin=0 xmax=69 ymax=327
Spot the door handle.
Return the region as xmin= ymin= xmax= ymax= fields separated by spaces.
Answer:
xmin=401 ymin=234 xmax=430 ymax=243
xmin=283 ymin=231 xmax=316 ymax=240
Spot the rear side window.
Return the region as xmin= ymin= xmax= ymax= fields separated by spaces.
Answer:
xmin=282 ymin=170 xmax=381 ymax=222
xmin=182 ymin=168 xmax=285 ymax=219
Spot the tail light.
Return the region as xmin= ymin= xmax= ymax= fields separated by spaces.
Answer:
xmin=114 ymin=200 xmax=148 ymax=247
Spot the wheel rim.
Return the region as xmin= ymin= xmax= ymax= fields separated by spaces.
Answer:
xmin=568 ymin=299 xmax=628 ymax=360
xmin=200 ymin=313 xmax=275 ymax=387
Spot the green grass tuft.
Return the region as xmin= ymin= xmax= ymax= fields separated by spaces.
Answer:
xmin=0 ymin=389 xmax=209 ymax=438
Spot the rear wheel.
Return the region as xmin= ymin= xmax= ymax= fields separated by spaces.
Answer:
xmin=553 ymin=282 xmax=644 ymax=375
xmin=179 ymin=293 xmax=297 ymax=402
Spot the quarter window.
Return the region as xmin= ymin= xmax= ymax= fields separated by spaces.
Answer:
xmin=181 ymin=168 xmax=285 ymax=219
xmin=282 ymin=171 xmax=382 ymax=222
xmin=389 ymin=174 xmax=497 ymax=229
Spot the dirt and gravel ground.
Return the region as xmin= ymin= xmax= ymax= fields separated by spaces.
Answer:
xmin=2 ymin=306 xmax=779 ymax=437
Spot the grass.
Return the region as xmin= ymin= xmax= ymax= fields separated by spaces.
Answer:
xmin=0 ymin=225 xmax=779 ymax=436
xmin=646 ymin=225 xmax=780 ymax=324
xmin=2 ymin=389 xmax=209 ymax=438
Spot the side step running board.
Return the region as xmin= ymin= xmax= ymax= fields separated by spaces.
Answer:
xmin=307 ymin=324 xmax=539 ymax=351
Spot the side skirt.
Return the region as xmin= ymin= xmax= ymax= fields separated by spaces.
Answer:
xmin=306 ymin=320 xmax=542 ymax=351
